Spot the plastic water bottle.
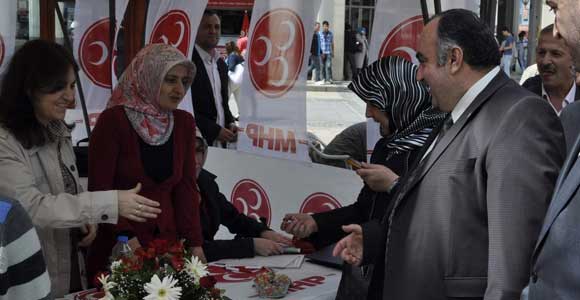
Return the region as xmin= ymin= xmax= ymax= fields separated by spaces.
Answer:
xmin=111 ymin=235 xmax=132 ymax=260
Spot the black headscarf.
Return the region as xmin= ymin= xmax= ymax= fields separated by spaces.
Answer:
xmin=348 ymin=56 xmax=447 ymax=160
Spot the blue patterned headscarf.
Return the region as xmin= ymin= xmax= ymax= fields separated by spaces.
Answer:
xmin=348 ymin=56 xmax=447 ymax=159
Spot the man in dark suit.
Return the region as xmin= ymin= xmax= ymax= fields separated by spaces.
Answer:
xmin=522 ymin=0 xmax=580 ymax=298
xmin=333 ymin=9 xmax=565 ymax=300
xmin=192 ymin=10 xmax=238 ymax=146
xmin=522 ymin=24 xmax=579 ymax=113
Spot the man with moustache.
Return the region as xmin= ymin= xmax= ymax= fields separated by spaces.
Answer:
xmin=521 ymin=0 xmax=580 ymax=298
xmin=333 ymin=9 xmax=565 ymax=300
xmin=192 ymin=10 xmax=238 ymax=146
xmin=522 ymin=24 xmax=579 ymax=114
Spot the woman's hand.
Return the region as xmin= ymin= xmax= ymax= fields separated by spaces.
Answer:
xmin=260 ymin=230 xmax=292 ymax=246
xmin=118 ymin=183 xmax=162 ymax=222
xmin=192 ymin=246 xmax=207 ymax=263
xmin=356 ymin=163 xmax=400 ymax=192
xmin=78 ymin=224 xmax=98 ymax=247
xmin=253 ymin=238 xmax=283 ymax=256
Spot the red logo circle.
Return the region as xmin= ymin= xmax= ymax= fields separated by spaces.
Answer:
xmin=249 ymin=8 xmax=305 ymax=98
xmin=78 ymin=18 xmax=112 ymax=89
xmin=0 ymin=34 xmax=4 ymax=68
xmin=300 ymin=192 xmax=342 ymax=214
xmin=378 ymin=15 xmax=424 ymax=65
xmin=149 ymin=10 xmax=191 ymax=57
xmin=231 ymin=179 xmax=272 ymax=226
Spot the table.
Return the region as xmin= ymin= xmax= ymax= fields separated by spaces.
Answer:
xmin=209 ymin=261 xmax=341 ymax=299
xmin=59 ymin=261 xmax=341 ymax=300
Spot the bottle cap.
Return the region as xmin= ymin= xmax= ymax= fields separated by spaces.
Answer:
xmin=117 ymin=235 xmax=129 ymax=243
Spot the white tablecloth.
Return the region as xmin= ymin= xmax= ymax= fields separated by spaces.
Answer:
xmin=209 ymin=261 xmax=341 ymax=299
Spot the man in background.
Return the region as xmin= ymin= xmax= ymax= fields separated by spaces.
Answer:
xmin=192 ymin=10 xmax=238 ymax=146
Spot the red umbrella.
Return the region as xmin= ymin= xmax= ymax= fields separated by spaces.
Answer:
xmin=241 ymin=10 xmax=250 ymax=37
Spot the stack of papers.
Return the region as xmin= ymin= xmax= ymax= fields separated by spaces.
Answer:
xmin=214 ymin=254 xmax=305 ymax=269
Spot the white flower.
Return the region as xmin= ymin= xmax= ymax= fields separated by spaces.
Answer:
xmin=184 ymin=255 xmax=209 ymax=283
xmin=97 ymin=274 xmax=116 ymax=300
xmin=110 ymin=259 xmax=122 ymax=271
xmin=144 ymin=274 xmax=182 ymax=300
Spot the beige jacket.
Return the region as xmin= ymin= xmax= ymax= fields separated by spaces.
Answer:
xmin=0 ymin=124 xmax=118 ymax=297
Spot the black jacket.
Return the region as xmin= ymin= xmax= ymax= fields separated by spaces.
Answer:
xmin=198 ymin=169 xmax=269 ymax=262
xmin=191 ymin=48 xmax=236 ymax=145
xmin=309 ymin=137 xmax=422 ymax=300
xmin=522 ymin=74 xmax=580 ymax=102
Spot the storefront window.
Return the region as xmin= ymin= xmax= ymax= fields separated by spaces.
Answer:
xmin=16 ymin=0 xmax=40 ymax=49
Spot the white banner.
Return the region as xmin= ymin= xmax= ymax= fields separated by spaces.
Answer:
xmin=0 ymin=0 xmax=17 ymax=76
xmin=365 ymin=0 xmax=479 ymax=160
xmin=237 ymin=0 xmax=322 ymax=162
xmin=205 ymin=148 xmax=362 ymax=240
xmin=145 ymin=0 xmax=208 ymax=115
xmin=67 ymin=0 xmax=128 ymax=144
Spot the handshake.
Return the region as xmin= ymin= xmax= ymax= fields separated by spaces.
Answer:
xmin=280 ymin=213 xmax=319 ymax=238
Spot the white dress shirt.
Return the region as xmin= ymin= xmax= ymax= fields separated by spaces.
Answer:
xmin=421 ymin=66 xmax=501 ymax=160
xmin=541 ymin=82 xmax=576 ymax=115
xmin=196 ymin=44 xmax=225 ymax=128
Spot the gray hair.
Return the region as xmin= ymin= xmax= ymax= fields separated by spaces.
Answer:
xmin=436 ymin=37 xmax=459 ymax=66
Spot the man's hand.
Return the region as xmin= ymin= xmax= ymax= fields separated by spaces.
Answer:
xmin=333 ymin=224 xmax=363 ymax=266
xmin=253 ymin=238 xmax=283 ymax=256
xmin=78 ymin=224 xmax=98 ymax=247
xmin=356 ymin=163 xmax=400 ymax=192
xmin=217 ymin=127 xmax=235 ymax=142
xmin=280 ymin=213 xmax=318 ymax=238
xmin=228 ymin=123 xmax=240 ymax=142
xmin=260 ymin=230 xmax=292 ymax=246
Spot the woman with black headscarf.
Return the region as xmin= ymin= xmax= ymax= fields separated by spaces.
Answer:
xmin=281 ymin=56 xmax=447 ymax=299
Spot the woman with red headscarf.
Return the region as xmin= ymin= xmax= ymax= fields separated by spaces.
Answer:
xmin=87 ymin=44 xmax=205 ymax=280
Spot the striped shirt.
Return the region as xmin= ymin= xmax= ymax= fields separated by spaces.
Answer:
xmin=0 ymin=198 xmax=51 ymax=300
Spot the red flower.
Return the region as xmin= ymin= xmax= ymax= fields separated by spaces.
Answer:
xmin=200 ymin=276 xmax=217 ymax=289
xmin=135 ymin=247 xmax=156 ymax=260
xmin=150 ymin=239 xmax=169 ymax=255
xmin=170 ymin=255 xmax=184 ymax=271
xmin=210 ymin=287 xmax=222 ymax=298
xmin=168 ymin=240 xmax=184 ymax=254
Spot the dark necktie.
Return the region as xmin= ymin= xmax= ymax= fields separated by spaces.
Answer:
xmin=421 ymin=116 xmax=454 ymax=163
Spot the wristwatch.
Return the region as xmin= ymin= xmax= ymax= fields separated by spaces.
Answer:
xmin=386 ymin=177 xmax=400 ymax=194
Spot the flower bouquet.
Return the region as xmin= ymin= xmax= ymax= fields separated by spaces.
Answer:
xmin=96 ymin=239 xmax=226 ymax=300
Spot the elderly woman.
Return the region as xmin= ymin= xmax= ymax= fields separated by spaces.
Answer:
xmin=0 ymin=40 xmax=161 ymax=297
xmin=282 ymin=56 xmax=446 ymax=299
xmin=86 ymin=44 xmax=205 ymax=280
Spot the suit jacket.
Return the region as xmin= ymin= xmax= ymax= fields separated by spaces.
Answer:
xmin=362 ymin=71 xmax=565 ymax=300
xmin=522 ymin=75 xmax=580 ymax=103
xmin=522 ymin=74 xmax=580 ymax=153
xmin=191 ymin=48 xmax=235 ymax=145
xmin=524 ymin=133 xmax=580 ymax=299
xmin=198 ymin=169 xmax=269 ymax=262
xmin=311 ymin=138 xmax=423 ymax=300
xmin=559 ymin=101 xmax=580 ymax=154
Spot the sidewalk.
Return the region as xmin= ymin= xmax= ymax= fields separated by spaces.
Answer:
xmin=306 ymin=80 xmax=352 ymax=92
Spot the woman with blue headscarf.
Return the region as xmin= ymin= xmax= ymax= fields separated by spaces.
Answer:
xmin=282 ymin=56 xmax=446 ymax=299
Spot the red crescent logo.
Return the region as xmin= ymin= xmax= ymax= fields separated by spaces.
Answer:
xmin=378 ymin=15 xmax=424 ymax=64
xmin=150 ymin=10 xmax=191 ymax=56
xmin=78 ymin=18 xmax=112 ymax=89
xmin=230 ymin=179 xmax=272 ymax=226
xmin=300 ymin=192 xmax=342 ymax=214
xmin=249 ymin=8 xmax=305 ymax=98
